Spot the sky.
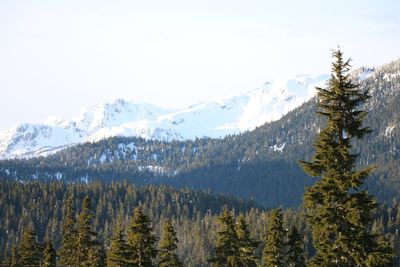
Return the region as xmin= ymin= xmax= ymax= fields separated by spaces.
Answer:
xmin=0 ymin=0 xmax=399 ymax=131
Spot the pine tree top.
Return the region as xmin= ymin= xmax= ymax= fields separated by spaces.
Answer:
xmin=159 ymin=219 xmax=183 ymax=267
xmin=159 ymin=219 xmax=179 ymax=251
xmin=263 ymin=208 xmax=285 ymax=267
xmin=300 ymin=48 xmax=394 ymax=266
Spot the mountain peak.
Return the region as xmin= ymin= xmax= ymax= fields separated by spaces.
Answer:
xmin=0 ymin=71 xmax=363 ymax=159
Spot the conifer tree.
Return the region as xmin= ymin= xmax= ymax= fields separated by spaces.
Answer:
xmin=88 ymin=244 xmax=106 ymax=267
xmin=236 ymin=215 xmax=258 ymax=267
xmin=19 ymin=224 xmax=42 ymax=267
xmin=76 ymin=196 xmax=102 ymax=267
xmin=9 ymin=245 xmax=19 ymax=267
xmin=301 ymin=48 xmax=394 ymax=266
xmin=59 ymin=196 xmax=78 ymax=267
xmin=262 ymin=208 xmax=285 ymax=267
xmin=1 ymin=254 xmax=11 ymax=267
xmin=107 ymin=215 xmax=129 ymax=267
xmin=158 ymin=219 xmax=183 ymax=267
xmin=285 ymin=226 xmax=305 ymax=267
xmin=43 ymin=240 xmax=57 ymax=267
xmin=208 ymin=209 xmax=240 ymax=267
xmin=127 ymin=207 xmax=157 ymax=267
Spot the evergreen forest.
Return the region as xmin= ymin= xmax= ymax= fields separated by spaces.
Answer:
xmin=1 ymin=50 xmax=400 ymax=266
xmin=2 ymin=180 xmax=400 ymax=266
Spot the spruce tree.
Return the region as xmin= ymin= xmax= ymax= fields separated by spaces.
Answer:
xmin=10 ymin=245 xmax=19 ymax=267
xmin=301 ymin=48 xmax=394 ymax=266
xmin=88 ymin=244 xmax=106 ymax=267
xmin=19 ymin=224 xmax=42 ymax=267
xmin=236 ymin=215 xmax=258 ymax=267
xmin=76 ymin=196 xmax=102 ymax=267
xmin=59 ymin=196 xmax=78 ymax=267
xmin=285 ymin=226 xmax=305 ymax=267
xmin=43 ymin=240 xmax=57 ymax=267
xmin=107 ymin=215 xmax=129 ymax=267
xmin=158 ymin=219 xmax=183 ymax=267
xmin=262 ymin=208 xmax=285 ymax=267
xmin=208 ymin=209 xmax=240 ymax=267
xmin=1 ymin=254 xmax=11 ymax=267
xmin=127 ymin=207 xmax=157 ymax=267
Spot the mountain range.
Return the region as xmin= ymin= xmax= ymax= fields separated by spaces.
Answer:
xmin=0 ymin=74 xmax=328 ymax=159
xmin=0 ymin=59 xmax=399 ymax=208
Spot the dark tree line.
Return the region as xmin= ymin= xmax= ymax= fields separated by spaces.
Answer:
xmin=0 ymin=196 xmax=308 ymax=267
xmin=1 ymin=195 xmax=182 ymax=267
xmin=0 ymin=188 xmax=307 ymax=267
xmin=2 ymin=183 xmax=400 ymax=267
xmin=0 ymin=180 xmax=264 ymax=266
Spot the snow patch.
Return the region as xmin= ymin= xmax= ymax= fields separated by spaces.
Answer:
xmin=99 ymin=154 xmax=107 ymax=164
xmin=385 ymin=124 xmax=396 ymax=137
xmin=272 ymin=143 xmax=286 ymax=152
xmin=55 ymin=172 xmax=63 ymax=180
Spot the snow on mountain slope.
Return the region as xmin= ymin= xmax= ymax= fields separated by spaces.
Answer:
xmin=156 ymin=74 xmax=329 ymax=138
xmin=0 ymin=74 xmax=328 ymax=159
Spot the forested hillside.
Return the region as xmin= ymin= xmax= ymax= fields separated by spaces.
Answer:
xmin=0 ymin=60 xmax=398 ymax=207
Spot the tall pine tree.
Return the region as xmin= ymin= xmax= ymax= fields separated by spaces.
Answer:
xmin=236 ymin=215 xmax=258 ymax=267
xmin=88 ymin=244 xmax=106 ymax=267
xmin=43 ymin=240 xmax=57 ymax=267
xmin=285 ymin=226 xmax=305 ymax=267
xmin=19 ymin=224 xmax=42 ymax=267
xmin=76 ymin=196 xmax=103 ymax=267
xmin=127 ymin=207 xmax=157 ymax=267
xmin=107 ymin=215 xmax=129 ymax=267
xmin=59 ymin=196 xmax=78 ymax=267
xmin=262 ymin=208 xmax=285 ymax=267
xmin=10 ymin=245 xmax=19 ymax=267
xmin=158 ymin=219 xmax=183 ymax=267
xmin=208 ymin=209 xmax=240 ymax=267
xmin=301 ymin=48 xmax=394 ymax=266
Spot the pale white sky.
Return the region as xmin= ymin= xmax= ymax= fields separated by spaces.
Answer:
xmin=1 ymin=0 xmax=399 ymax=130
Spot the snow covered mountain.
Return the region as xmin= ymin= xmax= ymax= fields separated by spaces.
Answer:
xmin=0 ymin=74 xmax=329 ymax=159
